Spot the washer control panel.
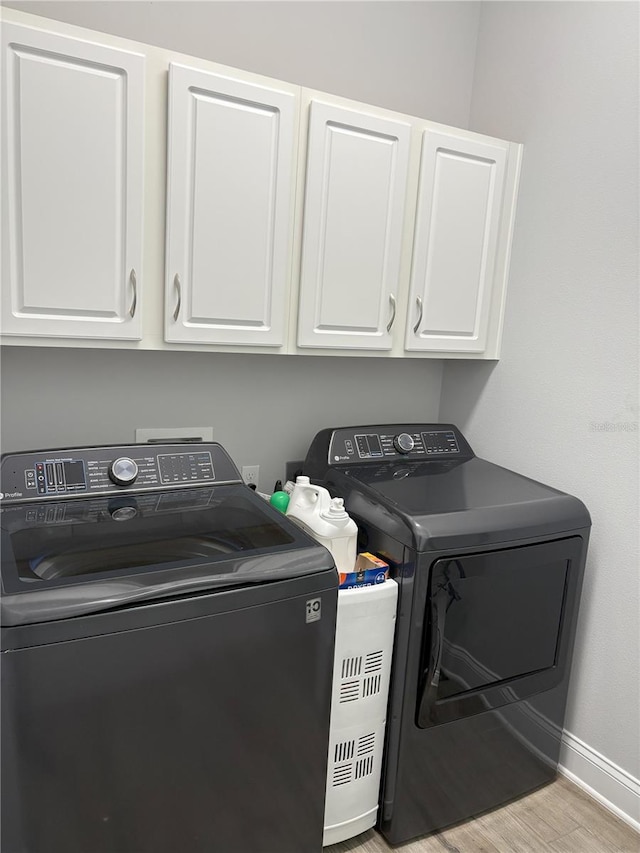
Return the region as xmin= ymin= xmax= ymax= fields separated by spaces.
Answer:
xmin=0 ymin=443 xmax=241 ymax=504
xmin=315 ymin=424 xmax=473 ymax=467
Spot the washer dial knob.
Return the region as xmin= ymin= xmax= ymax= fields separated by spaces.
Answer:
xmin=109 ymin=457 xmax=139 ymax=487
xmin=393 ymin=433 xmax=415 ymax=454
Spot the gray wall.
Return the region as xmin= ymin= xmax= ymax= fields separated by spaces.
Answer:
xmin=0 ymin=0 xmax=481 ymax=125
xmin=0 ymin=347 xmax=443 ymax=490
xmin=0 ymin=0 xmax=485 ymax=483
xmin=440 ymin=1 xmax=639 ymax=786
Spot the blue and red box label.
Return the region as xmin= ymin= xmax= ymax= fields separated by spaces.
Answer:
xmin=339 ymin=552 xmax=389 ymax=589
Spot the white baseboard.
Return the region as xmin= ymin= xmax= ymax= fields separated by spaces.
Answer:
xmin=560 ymin=731 xmax=640 ymax=833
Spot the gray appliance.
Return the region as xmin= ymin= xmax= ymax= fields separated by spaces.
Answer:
xmin=1 ymin=442 xmax=338 ymax=853
xmin=303 ymin=423 xmax=591 ymax=845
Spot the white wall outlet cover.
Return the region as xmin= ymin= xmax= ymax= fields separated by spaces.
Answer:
xmin=241 ymin=465 xmax=260 ymax=489
xmin=135 ymin=427 xmax=214 ymax=443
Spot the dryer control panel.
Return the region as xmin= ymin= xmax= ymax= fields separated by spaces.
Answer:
xmin=0 ymin=443 xmax=242 ymax=504
xmin=305 ymin=424 xmax=474 ymax=473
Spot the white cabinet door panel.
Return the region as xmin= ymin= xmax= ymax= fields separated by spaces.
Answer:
xmin=1 ymin=23 xmax=144 ymax=339
xmin=166 ymin=63 xmax=297 ymax=346
xmin=298 ymin=101 xmax=411 ymax=350
xmin=406 ymin=130 xmax=508 ymax=353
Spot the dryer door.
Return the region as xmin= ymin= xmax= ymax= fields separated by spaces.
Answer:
xmin=417 ymin=536 xmax=584 ymax=727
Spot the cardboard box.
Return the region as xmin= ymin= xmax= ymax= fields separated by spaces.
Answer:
xmin=339 ymin=552 xmax=389 ymax=589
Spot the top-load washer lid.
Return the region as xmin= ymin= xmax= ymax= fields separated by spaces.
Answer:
xmin=303 ymin=424 xmax=591 ymax=551
xmin=0 ymin=443 xmax=336 ymax=626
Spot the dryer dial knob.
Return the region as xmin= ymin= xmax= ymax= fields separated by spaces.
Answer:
xmin=393 ymin=433 xmax=415 ymax=454
xmin=109 ymin=457 xmax=139 ymax=487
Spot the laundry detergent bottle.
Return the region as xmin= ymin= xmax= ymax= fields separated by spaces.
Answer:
xmin=286 ymin=476 xmax=357 ymax=574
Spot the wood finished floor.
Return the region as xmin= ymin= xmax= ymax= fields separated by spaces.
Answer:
xmin=326 ymin=777 xmax=639 ymax=853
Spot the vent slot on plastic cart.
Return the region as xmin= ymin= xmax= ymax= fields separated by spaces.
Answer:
xmin=339 ymin=680 xmax=360 ymax=703
xmin=335 ymin=739 xmax=355 ymax=763
xmin=355 ymin=754 xmax=375 ymax=780
xmin=341 ymin=656 xmax=363 ymax=678
xmin=331 ymin=733 xmax=376 ymax=787
xmin=362 ymin=673 xmax=381 ymax=698
xmin=339 ymin=649 xmax=384 ymax=703
xmin=364 ymin=650 xmax=383 ymax=673
xmin=332 ymin=764 xmax=352 ymax=787
xmin=357 ymin=732 xmax=375 ymax=755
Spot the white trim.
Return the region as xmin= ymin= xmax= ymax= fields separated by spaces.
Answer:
xmin=560 ymin=731 xmax=640 ymax=833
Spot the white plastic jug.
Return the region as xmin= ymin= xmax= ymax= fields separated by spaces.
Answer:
xmin=286 ymin=476 xmax=357 ymax=574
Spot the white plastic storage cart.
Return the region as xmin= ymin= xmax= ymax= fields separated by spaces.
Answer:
xmin=323 ymin=579 xmax=398 ymax=846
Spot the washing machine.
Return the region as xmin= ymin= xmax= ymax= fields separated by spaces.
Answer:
xmin=1 ymin=442 xmax=338 ymax=853
xmin=303 ymin=423 xmax=591 ymax=845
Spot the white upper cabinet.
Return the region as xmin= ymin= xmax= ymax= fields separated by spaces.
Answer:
xmin=297 ymin=99 xmax=412 ymax=350
xmin=1 ymin=22 xmax=144 ymax=340
xmin=405 ymin=129 xmax=513 ymax=354
xmin=0 ymin=9 xmax=522 ymax=358
xmin=165 ymin=63 xmax=298 ymax=346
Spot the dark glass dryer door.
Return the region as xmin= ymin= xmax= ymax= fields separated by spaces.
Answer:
xmin=417 ymin=537 xmax=584 ymax=728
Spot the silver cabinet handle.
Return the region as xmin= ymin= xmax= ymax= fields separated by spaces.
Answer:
xmin=413 ymin=296 xmax=423 ymax=335
xmin=129 ymin=269 xmax=137 ymax=318
xmin=173 ymin=274 xmax=182 ymax=322
xmin=386 ymin=293 xmax=397 ymax=333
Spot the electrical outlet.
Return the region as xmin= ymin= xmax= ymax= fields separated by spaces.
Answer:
xmin=241 ymin=465 xmax=260 ymax=489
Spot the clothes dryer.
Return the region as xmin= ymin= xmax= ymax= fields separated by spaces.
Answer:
xmin=303 ymin=423 xmax=590 ymax=845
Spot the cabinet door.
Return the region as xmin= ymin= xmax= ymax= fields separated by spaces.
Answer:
xmin=297 ymin=100 xmax=411 ymax=350
xmin=405 ymin=130 xmax=509 ymax=353
xmin=1 ymin=23 xmax=144 ymax=340
xmin=165 ymin=63 xmax=297 ymax=347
